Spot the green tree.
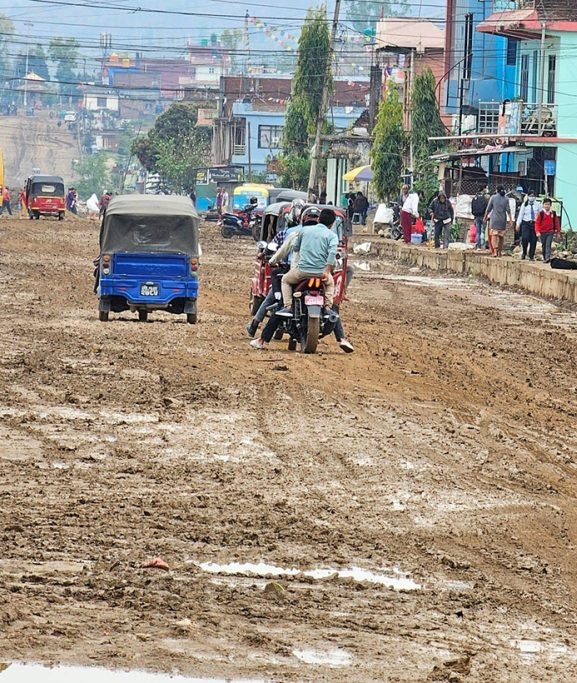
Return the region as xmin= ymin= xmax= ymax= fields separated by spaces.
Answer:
xmin=29 ymin=45 xmax=50 ymax=81
xmin=410 ymin=68 xmax=447 ymax=198
xmin=346 ymin=1 xmax=408 ymax=33
xmin=74 ymin=152 xmax=111 ymax=200
xmin=280 ymin=6 xmax=330 ymax=189
xmin=0 ymin=15 xmax=15 ymax=90
xmin=48 ymin=37 xmax=80 ymax=101
xmin=131 ymin=103 xmax=210 ymax=193
xmin=370 ymin=81 xmax=406 ymax=201
xmin=220 ymin=28 xmax=244 ymax=73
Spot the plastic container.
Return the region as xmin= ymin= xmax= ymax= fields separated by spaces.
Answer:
xmin=410 ymin=233 xmax=422 ymax=245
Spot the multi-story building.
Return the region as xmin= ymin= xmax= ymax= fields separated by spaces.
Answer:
xmin=474 ymin=0 xmax=577 ymax=224
xmin=212 ymin=76 xmax=369 ymax=178
xmin=444 ymin=0 xmax=516 ymax=124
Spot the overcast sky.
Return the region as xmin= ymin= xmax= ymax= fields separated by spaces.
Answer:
xmin=3 ymin=0 xmax=446 ymax=62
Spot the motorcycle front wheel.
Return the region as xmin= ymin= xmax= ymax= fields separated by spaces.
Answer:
xmin=221 ymin=224 xmax=235 ymax=238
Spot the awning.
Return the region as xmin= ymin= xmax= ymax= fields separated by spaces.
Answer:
xmin=476 ymin=9 xmax=543 ymax=39
xmin=430 ymin=146 xmax=530 ymax=162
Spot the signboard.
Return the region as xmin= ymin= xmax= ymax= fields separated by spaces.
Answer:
xmin=544 ymin=160 xmax=556 ymax=176
xmin=208 ymin=166 xmax=244 ymax=183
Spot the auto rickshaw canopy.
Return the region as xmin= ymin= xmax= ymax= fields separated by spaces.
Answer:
xmin=100 ymin=195 xmax=199 ymax=256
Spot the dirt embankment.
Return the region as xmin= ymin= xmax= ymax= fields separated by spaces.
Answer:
xmin=0 ymin=110 xmax=78 ymax=188
xmin=2 ymin=217 xmax=577 ymax=681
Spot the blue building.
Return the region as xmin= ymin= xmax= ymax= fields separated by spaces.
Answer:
xmin=212 ymin=76 xmax=369 ymax=180
xmin=225 ymin=101 xmax=366 ymax=178
xmin=444 ymin=0 xmax=516 ymax=122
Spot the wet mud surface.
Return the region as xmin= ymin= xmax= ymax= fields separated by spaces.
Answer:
xmin=2 ymin=217 xmax=577 ymax=681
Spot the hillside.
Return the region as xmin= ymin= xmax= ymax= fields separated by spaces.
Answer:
xmin=0 ymin=110 xmax=79 ymax=189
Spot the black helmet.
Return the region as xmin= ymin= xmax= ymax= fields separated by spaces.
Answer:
xmin=249 ymin=196 xmax=258 ymax=205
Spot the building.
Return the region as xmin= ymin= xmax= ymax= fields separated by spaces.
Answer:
xmin=375 ymin=18 xmax=447 ymax=128
xmin=474 ymin=0 xmax=577 ymax=224
xmin=444 ymin=0 xmax=516 ymax=127
xmin=213 ymin=76 xmax=370 ymax=178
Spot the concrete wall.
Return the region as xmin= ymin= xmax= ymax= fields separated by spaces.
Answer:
xmin=357 ymin=241 xmax=577 ymax=304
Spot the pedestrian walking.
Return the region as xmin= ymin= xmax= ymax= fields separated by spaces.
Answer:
xmin=19 ymin=187 xmax=27 ymax=218
xmin=428 ymin=191 xmax=454 ymax=249
xmin=535 ymin=197 xmax=560 ymax=264
xmin=484 ymin=185 xmax=512 ymax=258
xmin=471 ymin=187 xmax=489 ymax=249
xmin=353 ymin=191 xmax=369 ymax=226
xmin=515 ymin=190 xmax=541 ymax=260
xmin=400 ymin=187 xmax=419 ymax=243
xmin=0 ymin=186 xmax=12 ymax=216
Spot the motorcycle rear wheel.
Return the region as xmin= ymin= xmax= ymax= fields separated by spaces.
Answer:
xmin=221 ymin=224 xmax=235 ymax=238
xmin=301 ymin=315 xmax=320 ymax=354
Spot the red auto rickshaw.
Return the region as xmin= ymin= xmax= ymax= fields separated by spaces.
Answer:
xmin=25 ymin=174 xmax=66 ymax=220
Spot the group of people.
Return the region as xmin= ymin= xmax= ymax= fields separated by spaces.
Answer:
xmin=346 ymin=191 xmax=369 ymax=226
xmin=246 ymin=200 xmax=354 ymax=353
xmin=215 ymin=186 xmax=230 ymax=216
xmin=471 ymin=185 xmax=561 ymax=262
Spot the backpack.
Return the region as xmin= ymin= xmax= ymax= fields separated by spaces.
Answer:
xmin=471 ymin=194 xmax=488 ymax=216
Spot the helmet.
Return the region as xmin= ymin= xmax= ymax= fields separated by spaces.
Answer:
xmin=289 ymin=198 xmax=306 ymax=225
xmin=301 ymin=206 xmax=321 ymax=224
xmin=249 ymin=196 xmax=258 ymax=205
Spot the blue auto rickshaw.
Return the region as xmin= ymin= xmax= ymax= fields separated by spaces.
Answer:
xmin=97 ymin=195 xmax=200 ymax=323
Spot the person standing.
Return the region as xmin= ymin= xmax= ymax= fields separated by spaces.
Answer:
xmin=0 ymin=186 xmax=12 ymax=216
xmin=19 ymin=186 xmax=27 ymax=218
xmin=428 ymin=191 xmax=454 ymax=249
xmin=353 ymin=191 xmax=369 ymax=226
xmin=471 ymin=187 xmax=489 ymax=249
xmin=189 ymin=187 xmax=196 ymax=206
xmin=215 ymin=187 xmax=223 ymax=216
xmin=398 ymin=184 xmax=410 ymax=207
xmin=535 ymin=197 xmax=560 ymax=264
xmin=484 ymin=185 xmax=512 ymax=257
xmin=66 ymin=187 xmax=78 ymax=215
xmin=515 ymin=190 xmax=541 ymax=260
xmin=400 ymin=187 xmax=419 ymax=244
xmin=221 ymin=187 xmax=230 ymax=214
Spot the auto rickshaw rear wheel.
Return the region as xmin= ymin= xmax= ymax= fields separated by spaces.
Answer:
xmin=58 ymin=212 xmax=64 ymax=221
xmin=187 ymin=313 xmax=198 ymax=324
xmin=288 ymin=338 xmax=297 ymax=351
xmin=99 ymin=310 xmax=109 ymax=322
xmin=138 ymin=310 xmax=148 ymax=322
xmin=250 ymin=293 xmax=263 ymax=316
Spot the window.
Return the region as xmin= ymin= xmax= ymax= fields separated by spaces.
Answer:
xmin=506 ymin=38 xmax=518 ymax=66
xmin=97 ymin=97 xmax=107 ymax=108
xmin=547 ymin=55 xmax=556 ymax=104
xmin=208 ymin=67 xmax=215 ymax=75
xmin=258 ymin=125 xmax=283 ymax=149
xmin=520 ymin=54 xmax=529 ymax=101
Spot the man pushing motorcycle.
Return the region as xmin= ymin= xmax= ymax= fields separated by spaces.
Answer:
xmin=275 ymin=208 xmax=338 ymax=317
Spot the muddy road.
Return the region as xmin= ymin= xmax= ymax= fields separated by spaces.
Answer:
xmin=2 ymin=216 xmax=577 ymax=682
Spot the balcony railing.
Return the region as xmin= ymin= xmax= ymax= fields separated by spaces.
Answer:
xmin=493 ymin=0 xmax=534 ymax=10
xmin=233 ymin=144 xmax=246 ymax=156
xmin=478 ymin=101 xmax=558 ymax=137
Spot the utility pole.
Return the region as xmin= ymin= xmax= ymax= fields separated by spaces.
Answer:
xmin=307 ymin=0 xmax=341 ymax=200
xmin=537 ymin=22 xmax=546 ymax=135
xmin=23 ymin=46 xmax=29 ymax=108
xmin=457 ymin=12 xmax=473 ymax=136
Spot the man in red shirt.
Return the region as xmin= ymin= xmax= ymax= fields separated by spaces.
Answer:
xmin=535 ymin=197 xmax=561 ymax=264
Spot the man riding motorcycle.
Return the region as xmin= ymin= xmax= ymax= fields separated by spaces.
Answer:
xmin=245 ymin=199 xmax=309 ymax=338
xmin=276 ymin=207 xmax=337 ymax=317
xmin=249 ymin=207 xmax=354 ymax=352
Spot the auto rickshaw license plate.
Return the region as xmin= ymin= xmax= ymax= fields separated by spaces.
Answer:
xmin=140 ymin=283 xmax=159 ymax=296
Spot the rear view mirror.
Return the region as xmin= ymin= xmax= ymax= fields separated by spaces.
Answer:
xmin=256 ymin=241 xmax=267 ymax=250
xmin=267 ymin=242 xmax=278 ymax=252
